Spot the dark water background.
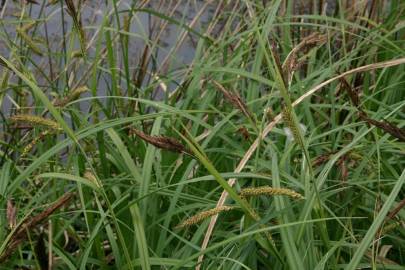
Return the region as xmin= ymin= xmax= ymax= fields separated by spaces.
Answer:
xmin=0 ymin=1 xmax=220 ymax=116
xmin=0 ymin=0 xmax=382 ymax=118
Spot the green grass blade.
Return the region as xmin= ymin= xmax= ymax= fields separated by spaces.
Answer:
xmin=345 ymin=169 xmax=405 ymax=270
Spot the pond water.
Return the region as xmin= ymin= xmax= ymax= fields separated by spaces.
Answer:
xmin=0 ymin=0 xmax=215 ymax=64
xmin=0 ymin=0 xmax=377 ymax=118
xmin=0 ymin=0 xmax=218 ymax=117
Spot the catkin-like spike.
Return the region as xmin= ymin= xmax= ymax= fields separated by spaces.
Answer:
xmin=381 ymin=221 xmax=402 ymax=234
xmin=84 ymin=171 xmax=101 ymax=188
xmin=16 ymin=28 xmax=43 ymax=56
xmin=339 ymin=77 xmax=360 ymax=107
xmin=10 ymin=115 xmax=61 ymax=130
xmin=70 ymin=50 xmax=84 ymax=58
xmin=282 ymin=106 xmax=301 ymax=144
xmin=19 ymin=21 xmax=36 ymax=32
xmin=130 ymin=129 xmax=192 ymax=155
xmin=0 ymin=58 xmax=6 ymax=67
xmin=54 ymin=86 xmax=88 ymax=107
xmin=64 ymin=0 xmax=86 ymax=51
xmin=240 ymin=186 xmax=303 ymax=200
xmin=359 ymin=112 xmax=405 ymax=142
xmin=123 ymin=15 xmax=131 ymax=33
xmin=21 ymin=130 xmax=51 ymax=157
xmin=176 ymin=206 xmax=235 ymax=229
xmin=283 ymin=33 xmax=327 ymax=79
xmin=0 ymin=192 xmax=73 ymax=263
xmin=212 ymin=80 xmax=255 ymax=124
xmin=6 ymin=200 xmax=17 ymax=230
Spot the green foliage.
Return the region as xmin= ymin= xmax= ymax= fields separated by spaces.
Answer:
xmin=0 ymin=0 xmax=404 ymax=269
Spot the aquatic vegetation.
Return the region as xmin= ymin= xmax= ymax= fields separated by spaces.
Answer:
xmin=0 ymin=0 xmax=404 ymax=269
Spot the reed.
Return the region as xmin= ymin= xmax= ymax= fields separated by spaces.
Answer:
xmin=1 ymin=0 xmax=404 ymax=269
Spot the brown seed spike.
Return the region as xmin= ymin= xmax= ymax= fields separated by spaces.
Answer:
xmin=312 ymin=151 xmax=336 ymax=167
xmin=387 ymin=197 xmax=405 ymax=220
xmin=270 ymin=42 xmax=288 ymax=87
xmin=237 ymin=126 xmax=250 ymax=141
xmin=54 ymin=86 xmax=88 ymax=107
xmin=64 ymin=0 xmax=86 ymax=49
xmin=130 ymin=129 xmax=192 ymax=155
xmin=283 ymin=33 xmax=327 ymax=79
xmin=6 ymin=200 xmax=17 ymax=230
xmin=212 ymin=80 xmax=255 ymax=124
xmin=339 ymin=77 xmax=360 ymax=107
xmin=25 ymin=0 xmax=39 ymax=4
xmin=17 ymin=193 xmax=73 ymax=235
xmin=359 ymin=112 xmax=405 ymax=142
xmin=21 ymin=130 xmax=51 ymax=157
xmin=0 ymin=193 xmax=73 ymax=263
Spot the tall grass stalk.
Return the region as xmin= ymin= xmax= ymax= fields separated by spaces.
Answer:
xmin=0 ymin=0 xmax=404 ymax=269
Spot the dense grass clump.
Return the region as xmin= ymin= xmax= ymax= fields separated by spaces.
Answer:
xmin=0 ymin=0 xmax=404 ymax=269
